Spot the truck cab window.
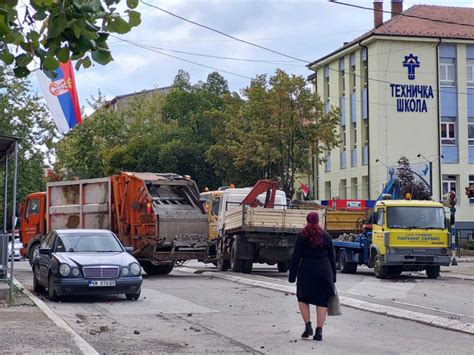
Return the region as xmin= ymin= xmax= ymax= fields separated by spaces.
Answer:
xmin=376 ymin=209 xmax=385 ymax=225
xmin=25 ymin=198 xmax=40 ymax=219
xmin=212 ymin=197 xmax=221 ymax=216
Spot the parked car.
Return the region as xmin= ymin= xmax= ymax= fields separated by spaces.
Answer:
xmin=32 ymin=229 xmax=142 ymax=301
xmin=8 ymin=238 xmax=22 ymax=261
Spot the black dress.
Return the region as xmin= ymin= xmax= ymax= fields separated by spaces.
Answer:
xmin=288 ymin=231 xmax=336 ymax=307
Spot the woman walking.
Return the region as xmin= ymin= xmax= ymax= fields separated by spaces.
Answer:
xmin=288 ymin=211 xmax=336 ymax=341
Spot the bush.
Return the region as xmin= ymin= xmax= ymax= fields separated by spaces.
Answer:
xmin=468 ymin=241 xmax=474 ymax=250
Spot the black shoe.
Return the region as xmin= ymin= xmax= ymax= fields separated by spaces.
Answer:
xmin=301 ymin=322 xmax=313 ymax=338
xmin=313 ymin=327 xmax=322 ymax=341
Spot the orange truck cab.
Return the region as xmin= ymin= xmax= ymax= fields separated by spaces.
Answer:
xmin=20 ymin=192 xmax=46 ymax=263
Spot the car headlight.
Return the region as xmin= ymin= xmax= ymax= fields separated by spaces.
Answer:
xmin=59 ymin=264 xmax=71 ymax=277
xmin=130 ymin=263 xmax=141 ymax=276
xmin=71 ymin=268 xmax=80 ymax=277
xmin=121 ymin=267 xmax=130 ymax=276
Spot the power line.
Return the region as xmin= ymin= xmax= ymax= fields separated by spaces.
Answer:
xmin=107 ymin=29 xmax=369 ymax=44
xmin=110 ymin=35 xmax=254 ymax=80
xmin=139 ymin=0 xmax=310 ymax=63
xmin=329 ymin=1 xmax=474 ymax=29
xmin=108 ymin=43 xmax=304 ymax=66
xmin=139 ymin=1 xmax=473 ymax=97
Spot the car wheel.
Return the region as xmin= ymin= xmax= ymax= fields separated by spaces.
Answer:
xmin=28 ymin=243 xmax=39 ymax=266
xmin=33 ymin=268 xmax=45 ymax=294
xmin=125 ymin=290 xmax=141 ymax=301
xmin=48 ymin=275 xmax=60 ymax=301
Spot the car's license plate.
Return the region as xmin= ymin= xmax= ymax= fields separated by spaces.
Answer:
xmin=88 ymin=280 xmax=116 ymax=287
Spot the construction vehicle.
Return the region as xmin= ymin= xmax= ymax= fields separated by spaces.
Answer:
xmin=20 ymin=172 xmax=208 ymax=275
xmin=215 ymin=180 xmax=322 ymax=274
xmin=332 ymin=175 xmax=450 ymax=279
xmin=292 ymin=199 xmax=371 ymax=237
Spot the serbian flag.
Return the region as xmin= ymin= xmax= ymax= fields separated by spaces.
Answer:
xmin=37 ymin=60 xmax=82 ymax=133
xmin=298 ymin=179 xmax=310 ymax=197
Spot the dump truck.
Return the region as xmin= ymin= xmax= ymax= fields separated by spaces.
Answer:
xmin=215 ymin=180 xmax=323 ymax=274
xmin=20 ymin=172 xmax=208 ymax=275
xmin=332 ymin=176 xmax=450 ymax=279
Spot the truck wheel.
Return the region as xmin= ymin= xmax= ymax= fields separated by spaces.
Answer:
xmin=340 ymin=251 xmax=357 ymax=274
xmin=242 ymin=260 xmax=253 ymax=274
xmin=28 ymin=243 xmax=39 ymax=266
xmin=217 ymin=257 xmax=230 ymax=271
xmin=142 ymin=262 xmax=173 ymax=275
xmin=374 ymin=256 xmax=388 ymax=279
xmin=426 ymin=266 xmax=440 ymax=279
xmin=277 ymin=261 xmax=289 ymax=273
xmin=230 ymin=243 xmax=243 ymax=272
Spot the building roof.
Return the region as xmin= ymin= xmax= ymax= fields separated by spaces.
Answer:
xmin=103 ymin=86 xmax=174 ymax=109
xmin=309 ymin=5 xmax=474 ymax=68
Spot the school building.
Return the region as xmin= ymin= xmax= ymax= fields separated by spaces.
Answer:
xmin=306 ymin=1 xmax=474 ymax=229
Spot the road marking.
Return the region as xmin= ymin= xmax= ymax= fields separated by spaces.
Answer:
xmin=343 ymin=291 xmax=474 ymax=320
xmin=176 ymin=267 xmax=474 ymax=335
xmin=13 ymin=278 xmax=99 ymax=355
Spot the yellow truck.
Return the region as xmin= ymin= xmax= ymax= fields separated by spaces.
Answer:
xmin=333 ymin=199 xmax=450 ymax=279
xmin=200 ymin=189 xmax=224 ymax=261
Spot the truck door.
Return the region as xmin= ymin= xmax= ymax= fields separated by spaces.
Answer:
xmin=21 ymin=196 xmax=43 ymax=243
xmin=372 ymin=207 xmax=386 ymax=255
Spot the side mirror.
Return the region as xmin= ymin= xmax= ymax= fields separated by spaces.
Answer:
xmin=38 ymin=248 xmax=51 ymax=255
xmin=125 ymin=247 xmax=133 ymax=254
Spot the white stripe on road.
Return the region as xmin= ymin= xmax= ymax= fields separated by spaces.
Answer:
xmin=13 ymin=278 xmax=99 ymax=355
xmin=176 ymin=267 xmax=474 ymax=335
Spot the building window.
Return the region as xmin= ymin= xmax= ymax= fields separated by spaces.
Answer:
xmin=442 ymin=175 xmax=457 ymax=196
xmin=468 ymin=59 xmax=474 ymax=87
xmin=469 ymin=175 xmax=474 ymax=204
xmin=325 ymin=181 xmax=331 ymax=200
xmin=440 ymin=58 xmax=455 ymax=86
xmin=351 ymin=65 xmax=356 ymax=92
xmin=353 ymin=123 xmax=357 ymax=149
xmin=340 ymin=69 xmax=345 ymax=95
xmin=441 ymin=122 xmax=456 ymax=145
xmin=469 ymin=123 xmax=474 ymax=146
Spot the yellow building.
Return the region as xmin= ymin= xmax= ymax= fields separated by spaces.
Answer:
xmin=308 ymin=1 xmax=474 ymax=229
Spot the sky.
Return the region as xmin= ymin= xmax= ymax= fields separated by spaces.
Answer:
xmin=30 ymin=0 xmax=474 ymax=115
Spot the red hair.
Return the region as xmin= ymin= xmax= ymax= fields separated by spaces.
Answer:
xmin=302 ymin=211 xmax=324 ymax=248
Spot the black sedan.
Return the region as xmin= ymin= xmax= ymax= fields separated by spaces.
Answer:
xmin=32 ymin=229 xmax=142 ymax=301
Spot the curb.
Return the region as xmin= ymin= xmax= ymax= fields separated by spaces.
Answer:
xmin=455 ymin=258 xmax=474 ymax=263
xmin=13 ymin=278 xmax=99 ymax=355
xmin=176 ymin=267 xmax=474 ymax=336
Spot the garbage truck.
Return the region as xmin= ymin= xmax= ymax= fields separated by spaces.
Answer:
xmin=20 ymin=172 xmax=208 ymax=275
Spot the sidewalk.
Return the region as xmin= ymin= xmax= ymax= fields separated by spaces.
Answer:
xmin=441 ymin=258 xmax=474 ymax=278
xmin=0 ymin=291 xmax=82 ymax=354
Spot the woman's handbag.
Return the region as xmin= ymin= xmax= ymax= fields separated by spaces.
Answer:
xmin=327 ymin=287 xmax=342 ymax=316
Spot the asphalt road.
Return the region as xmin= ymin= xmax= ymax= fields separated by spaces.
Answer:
xmin=13 ymin=261 xmax=474 ymax=354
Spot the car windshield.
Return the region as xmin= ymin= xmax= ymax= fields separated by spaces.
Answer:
xmin=55 ymin=233 xmax=123 ymax=253
xmin=387 ymin=207 xmax=445 ymax=229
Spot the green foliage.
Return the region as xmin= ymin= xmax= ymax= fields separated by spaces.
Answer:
xmin=207 ymin=69 xmax=340 ymax=197
xmin=0 ymin=0 xmax=141 ymax=77
xmin=54 ymin=69 xmax=340 ymax=197
xmin=0 ymin=65 xmax=57 ymax=226
xmin=468 ymin=240 xmax=474 ymax=250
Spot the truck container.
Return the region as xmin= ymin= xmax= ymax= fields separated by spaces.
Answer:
xmin=20 ymin=172 xmax=208 ymax=275
xmin=215 ymin=180 xmax=324 ymax=274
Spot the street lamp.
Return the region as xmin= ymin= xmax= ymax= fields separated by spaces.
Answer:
xmin=375 ymin=159 xmax=395 ymax=179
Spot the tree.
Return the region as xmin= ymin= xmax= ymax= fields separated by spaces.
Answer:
xmin=396 ymin=156 xmax=431 ymax=200
xmin=0 ymin=0 xmax=141 ymax=78
xmin=0 ymin=64 xmax=57 ymax=225
xmin=208 ymin=69 xmax=340 ymax=197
